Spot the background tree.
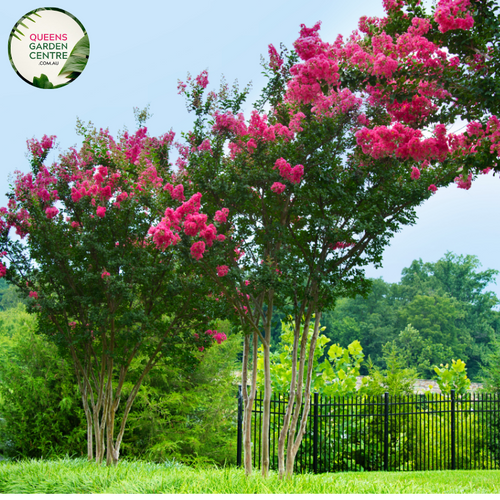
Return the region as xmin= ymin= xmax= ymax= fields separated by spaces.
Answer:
xmin=324 ymin=253 xmax=500 ymax=379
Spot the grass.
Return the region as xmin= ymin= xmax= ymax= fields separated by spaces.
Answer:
xmin=0 ymin=457 xmax=499 ymax=494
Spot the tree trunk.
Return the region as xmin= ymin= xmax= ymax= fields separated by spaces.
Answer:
xmin=241 ymin=332 xmax=257 ymax=475
xmin=284 ymin=313 xmax=322 ymax=477
xmin=261 ymin=339 xmax=271 ymax=477
xmin=277 ymin=318 xmax=300 ymax=478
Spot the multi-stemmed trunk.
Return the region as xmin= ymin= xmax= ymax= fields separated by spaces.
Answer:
xmin=67 ymin=323 xmax=172 ymax=465
xmin=239 ymin=291 xmax=274 ymax=477
xmin=278 ymin=312 xmax=322 ymax=478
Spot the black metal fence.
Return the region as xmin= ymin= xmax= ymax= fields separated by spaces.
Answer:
xmin=236 ymin=388 xmax=500 ymax=473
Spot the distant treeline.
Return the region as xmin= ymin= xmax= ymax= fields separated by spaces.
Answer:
xmin=269 ymin=253 xmax=500 ymax=381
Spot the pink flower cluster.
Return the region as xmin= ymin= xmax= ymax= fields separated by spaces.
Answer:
xmin=271 ymin=182 xmax=286 ymax=194
xmin=26 ymin=134 xmax=56 ymax=157
xmin=435 ymin=0 xmax=474 ymax=33
xmin=149 ymin=191 xmax=227 ymax=261
xmin=411 ymin=167 xmax=421 ymax=180
xmin=454 ymin=172 xmax=472 ymax=190
xmin=163 ymin=183 xmax=185 ymax=201
xmin=268 ymin=44 xmax=284 ymax=70
xmin=206 ymin=329 xmax=227 ymax=344
xmin=273 ymin=158 xmax=304 ymax=184
xmin=45 ymin=206 xmax=59 ymax=219
xmin=214 ymin=208 xmax=229 ymax=223
xmin=195 ymin=70 xmax=209 ymax=89
xmin=212 ymin=110 xmax=295 ymax=159
xmin=356 ymin=123 xmax=450 ymax=162
xmin=217 ymin=265 xmax=229 ymax=277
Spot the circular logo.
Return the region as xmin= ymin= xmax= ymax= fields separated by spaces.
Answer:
xmin=8 ymin=8 xmax=89 ymax=89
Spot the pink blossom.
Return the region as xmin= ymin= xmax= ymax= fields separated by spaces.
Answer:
xmin=177 ymin=80 xmax=187 ymax=94
xmin=172 ymin=184 xmax=185 ymax=201
xmin=244 ymin=280 xmax=250 ymax=286
xmin=411 ymin=167 xmax=421 ymax=180
xmin=190 ymin=241 xmax=206 ymax=260
xmin=198 ymin=139 xmax=212 ymax=154
xmin=96 ymin=206 xmax=106 ymax=218
xmin=217 ymin=265 xmax=229 ymax=277
xmin=234 ymin=246 xmax=245 ymax=261
xmin=184 ymin=213 xmax=208 ymax=236
xmin=200 ymin=223 xmax=218 ymax=246
xmin=454 ymin=172 xmax=472 ymax=190
xmin=273 ymin=158 xmax=304 ymax=184
xmin=0 ymin=262 xmax=6 ymax=278
xmin=271 ymin=182 xmax=286 ymax=194
xmin=247 ymin=138 xmax=257 ymax=154
xmin=289 ymin=164 xmax=304 ymax=184
xmin=212 ymin=331 xmax=227 ymax=344
xmin=198 ymin=346 xmax=205 ymax=352
xmin=148 ymin=222 xmax=181 ymax=250
xmin=330 ymin=241 xmax=355 ymax=250
xmin=195 ymin=70 xmax=209 ymax=89
xmin=101 ymin=270 xmax=110 ymax=279
xmin=214 ymin=208 xmax=229 ymax=223
xmin=428 ymin=184 xmax=438 ymax=193
xmin=116 ymin=192 xmax=129 ymax=203
xmin=268 ymin=44 xmax=284 ymax=70
xmin=29 ymin=291 xmax=38 ymax=299
xmin=45 ymin=207 xmax=59 ymax=219
xmin=71 ymin=221 xmax=80 ymax=228
xmin=435 ymin=0 xmax=474 ymax=33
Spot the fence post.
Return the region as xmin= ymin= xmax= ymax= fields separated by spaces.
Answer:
xmin=237 ymin=384 xmax=243 ymax=468
xmin=384 ymin=392 xmax=389 ymax=471
xmin=451 ymin=389 xmax=456 ymax=470
xmin=313 ymin=392 xmax=319 ymax=474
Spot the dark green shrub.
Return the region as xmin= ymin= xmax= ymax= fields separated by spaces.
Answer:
xmin=0 ymin=305 xmax=86 ymax=458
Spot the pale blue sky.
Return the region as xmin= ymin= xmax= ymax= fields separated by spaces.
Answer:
xmin=2 ymin=0 xmax=500 ymax=296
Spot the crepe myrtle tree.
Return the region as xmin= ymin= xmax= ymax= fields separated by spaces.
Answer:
xmin=165 ymin=0 xmax=500 ymax=478
xmin=0 ymin=122 xmax=229 ymax=465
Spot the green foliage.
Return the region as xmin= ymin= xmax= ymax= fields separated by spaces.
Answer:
xmin=1 ymin=458 xmax=499 ymax=494
xmin=315 ymin=340 xmax=364 ymax=397
xmin=433 ymin=359 xmax=471 ymax=396
xmin=117 ymin=326 xmax=241 ymax=466
xmin=0 ymin=305 xmax=86 ymax=458
xmin=360 ymin=341 xmax=418 ymax=397
xmin=256 ymin=318 xmax=364 ymax=397
xmin=0 ymin=279 xmax=26 ymax=311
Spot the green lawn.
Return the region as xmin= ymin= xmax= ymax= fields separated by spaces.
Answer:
xmin=0 ymin=457 xmax=499 ymax=494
